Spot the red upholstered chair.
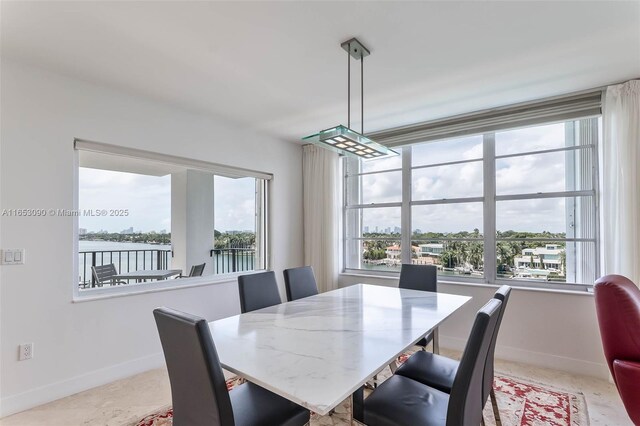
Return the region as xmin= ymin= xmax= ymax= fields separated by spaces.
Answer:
xmin=594 ymin=275 xmax=640 ymax=425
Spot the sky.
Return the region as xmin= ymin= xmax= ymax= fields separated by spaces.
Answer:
xmin=354 ymin=122 xmax=595 ymax=235
xmin=78 ymin=169 xmax=256 ymax=233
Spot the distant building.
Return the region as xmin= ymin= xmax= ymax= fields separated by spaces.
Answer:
xmin=393 ymin=226 xmax=401 ymax=234
xmin=514 ymin=244 xmax=564 ymax=272
xmin=412 ymin=243 xmax=444 ymax=265
xmin=78 ymin=228 xmax=87 ymax=236
xmin=363 ymin=226 xmax=369 ymax=233
xmin=121 ymin=227 xmax=134 ymax=235
xmin=419 ymin=243 xmax=444 ymax=257
xmin=159 ymin=229 xmax=167 ymax=234
xmin=385 ymin=245 xmax=401 ymax=260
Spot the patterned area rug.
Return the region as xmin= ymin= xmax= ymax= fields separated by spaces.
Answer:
xmin=134 ymin=355 xmax=589 ymax=426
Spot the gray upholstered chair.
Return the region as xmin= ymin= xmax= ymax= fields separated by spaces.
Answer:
xmin=361 ymin=298 xmax=503 ymax=426
xmin=179 ymin=263 xmax=206 ymax=278
xmin=399 ymin=264 xmax=438 ymax=352
xmin=283 ymin=266 xmax=319 ymax=301
xmin=237 ymin=271 xmax=282 ymax=313
xmin=91 ymin=264 xmax=126 ymax=287
xmin=153 ymin=307 xmax=310 ymax=426
xmin=395 ymin=285 xmax=512 ymax=424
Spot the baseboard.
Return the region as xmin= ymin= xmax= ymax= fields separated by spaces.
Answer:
xmin=0 ymin=352 xmax=165 ymax=418
xmin=440 ymin=335 xmax=610 ymax=380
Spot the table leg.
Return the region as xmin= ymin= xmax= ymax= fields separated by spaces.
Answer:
xmin=351 ymin=385 xmax=365 ymax=425
xmin=433 ymin=327 xmax=440 ymax=354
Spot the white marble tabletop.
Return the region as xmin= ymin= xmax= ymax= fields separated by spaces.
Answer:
xmin=208 ymin=283 xmax=471 ymax=415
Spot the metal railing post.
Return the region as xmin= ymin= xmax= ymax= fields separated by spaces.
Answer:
xmin=91 ymin=252 xmax=97 ymax=286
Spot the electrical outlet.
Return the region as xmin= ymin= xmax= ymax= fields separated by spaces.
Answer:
xmin=19 ymin=343 xmax=33 ymax=361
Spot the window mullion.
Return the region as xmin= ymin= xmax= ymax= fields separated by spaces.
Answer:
xmin=483 ymin=133 xmax=496 ymax=283
xmin=401 ymin=147 xmax=412 ymax=265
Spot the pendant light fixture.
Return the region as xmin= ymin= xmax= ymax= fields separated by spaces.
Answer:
xmin=303 ymin=38 xmax=398 ymax=160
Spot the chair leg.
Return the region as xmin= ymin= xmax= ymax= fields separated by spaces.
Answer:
xmin=433 ymin=328 xmax=440 ymax=354
xmin=364 ymin=374 xmax=377 ymax=390
xmin=490 ymin=388 xmax=502 ymax=426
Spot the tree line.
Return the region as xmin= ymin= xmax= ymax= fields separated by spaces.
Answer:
xmin=80 ymin=231 xmax=171 ymax=245
xmin=362 ymin=229 xmax=566 ymax=272
xmin=81 ymin=230 xmax=257 ymax=249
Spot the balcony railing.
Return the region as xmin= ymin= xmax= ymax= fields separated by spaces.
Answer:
xmin=79 ymin=249 xmax=172 ymax=288
xmin=210 ymin=248 xmax=256 ymax=274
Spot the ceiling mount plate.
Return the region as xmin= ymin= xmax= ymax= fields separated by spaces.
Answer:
xmin=341 ymin=38 xmax=370 ymax=60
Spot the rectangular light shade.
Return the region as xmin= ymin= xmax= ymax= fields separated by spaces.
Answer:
xmin=302 ymin=125 xmax=399 ymax=160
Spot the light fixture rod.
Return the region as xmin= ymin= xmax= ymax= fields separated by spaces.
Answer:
xmin=341 ymin=38 xmax=369 ymax=135
xmin=347 ymin=42 xmax=351 ymax=129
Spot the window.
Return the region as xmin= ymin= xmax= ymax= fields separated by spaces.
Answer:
xmin=345 ymin=156 xmax=402 ymax=272
xmin=75 ymin=140 xmax=270 ymax=295
xmin=343 ymin=117 xmax=600 ymax=289
xmin=213 ymin=176 xmax=267 ymax=274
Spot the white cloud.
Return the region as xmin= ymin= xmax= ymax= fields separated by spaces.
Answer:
xmin=360 ymin=171 xmax=402 ymax=203
xmin=79 ymin=168 xmax=171 ymax=233
xmin=214 ymin=176 xmax=256 ymax=232
xmin=496 ymin=123 xmax=566 ymax=155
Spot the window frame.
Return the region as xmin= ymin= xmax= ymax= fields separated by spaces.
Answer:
xmin=72 ymin=139 xmax=272 ymax=301
xmin=342 ymin=118 xmax=600 ymax=292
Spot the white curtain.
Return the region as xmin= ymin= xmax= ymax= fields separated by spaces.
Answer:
xmin=601 ymin=80 xmax=640 ymax=286
xmin=302 ymin=145 xmax=340 ymax=293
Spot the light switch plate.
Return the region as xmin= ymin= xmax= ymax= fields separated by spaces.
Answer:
xmin=1 ymin=249 xmax=25 ymax=265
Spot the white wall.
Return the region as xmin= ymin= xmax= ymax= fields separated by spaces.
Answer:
xmin=0 ymin=61 xmax=304 ymax=416
xmin=340 ymin=274 xmax=608 ymax=379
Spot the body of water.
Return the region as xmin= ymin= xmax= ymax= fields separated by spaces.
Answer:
xmin=79 ymin=240 xmax=172 ymax=252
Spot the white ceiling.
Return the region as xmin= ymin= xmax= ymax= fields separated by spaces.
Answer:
xmin=2 ymin=1 xmax=639 ymax=142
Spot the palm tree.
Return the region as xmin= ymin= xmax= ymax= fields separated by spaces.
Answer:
xmin=441 ymin=250 xmax=455 ymax=268
xmin=456 ymin=242 xmax=468 ymax=266
xmin=497 ymin=242 xmax=514 ymax=270
xmin=469 ymin=242 xmax=483 ymax=270
xmin=560 ymin=250 xmax=567 ymax=275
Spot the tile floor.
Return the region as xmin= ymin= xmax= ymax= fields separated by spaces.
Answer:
xmin=0 ymin=349 xmax=632 ymax=426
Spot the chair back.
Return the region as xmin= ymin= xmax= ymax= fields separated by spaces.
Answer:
xmin=398 ymin=264 xmax=437 ymax=292
xmin=189 ymin=263 xmax=206 ymax=277
xmin=482 ymin=285 xmax=511 ymax=403
xmin=446 ymin=298 xmax=502 ymax=426
xmin=153 ymin=307 xmax=234 ymax=426
xmin=238 ymin=271 xmax=282 ymax=313
xmin=92 ymin=264 xmax=117 ymax=284
xmin=284 ymin=266 xmax=319 ymax=301
xmin=595 ymin=275 xmax=640 ymax=377
xmin=594 ymin=275 xmax=640 ymax=425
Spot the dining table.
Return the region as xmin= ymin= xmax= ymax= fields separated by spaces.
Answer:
xmin=208 ymin=283 xmax=471 ymax=418
xmin=112 ymin=269 xmax=182 ymax=282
